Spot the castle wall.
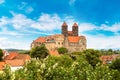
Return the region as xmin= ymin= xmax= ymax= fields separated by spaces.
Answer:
xmin=64 ymin=36 xmax=87 ymax=52
xmin=55 ymin=35 xmax=64 ymax=48
xmin=31 ymin=42 xmax=43 ymax=48
xmin=45 ymin=42 xmax=56 ymax=50
xmin=31 ymin=22 xmax=87 ymax=53
xmin=46 ymin=35 xmax=64 ymax=50
xmin=65 ymin=43 xmax=86 ymax=52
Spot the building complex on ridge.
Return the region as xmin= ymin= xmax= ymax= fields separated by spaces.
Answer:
xmin=31 ymin=22 xmax=87 ymax=52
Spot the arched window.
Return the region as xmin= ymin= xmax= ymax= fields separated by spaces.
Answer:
xmin=58 ymin=42 xmax=60 ymax=45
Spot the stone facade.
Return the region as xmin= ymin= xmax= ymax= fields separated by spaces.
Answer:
xmin=64 ymin=36 xmax=86 ymax=52
xmin=31 ymin=34 xmax=64 ymax=50
xmin=31 ymin=22 xmax=87 ymax=52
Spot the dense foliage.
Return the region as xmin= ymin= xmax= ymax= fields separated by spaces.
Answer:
xmin=100 ymin=49 xmax=120 ymax=55
xmin=57 ymin=47 xmax=68 ymax=54
xmin=110 ymin=58 xmax=120 ymax=70
xmin=30 ymin=44 xmax=49 ymax=59
xmin=0 ymin=49 xmax=3 ymax=61
xmin=1 ymin=49 xmax=120 ymax=80
xmin=83 ymin=49 xmax=101 ymax=68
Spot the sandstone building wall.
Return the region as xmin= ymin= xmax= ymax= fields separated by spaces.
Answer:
xmin=31 ymin=22 xmax=87 ymax=52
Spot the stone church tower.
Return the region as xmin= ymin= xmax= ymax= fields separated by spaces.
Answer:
xmin=62 ymin=22 xmax=78 ymax=36
xmin=72 ymin=23 xmax=78 ymax=36
xmin=62 ymin=22 xmax=68 ymax=37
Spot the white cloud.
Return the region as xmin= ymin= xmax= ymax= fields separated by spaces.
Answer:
xmin=0 ymin=29 xmax=28 ymax=36
xmin=0 ymin=0 xmax=4 ymax=4
xmin=69 ymin=0 xmax=76 ymax=5
xmin=0 ymin=16 xmax=9 ymax=26
xmin=32 ymin=13 xmax=62 ymax=31
xmin=26 ymin=6 xmax=34 ymax=13
xmin=100 ymin=23 xmax=120 ymax=33
xmin=0 ymin=37 xmax=8 ymax=41
xmin=5 ymin=12 xmax=76 ymax=32
xmin=11 ymin=13 xmax=33 ymax=29
xmin=79 ymin=23 xmax=98 ymax=32
xmin=79 ymin=23 xmax=120 ymax=33
xmin=85 ymin=34 xmax=120 ymax=49
xmin=78 ymin=23 xmax=120 ymax=49
xmin=17 ymin=2 xmax=34 ymax=13
xmin=0 ymin=40 xmax=30 ymax=50
xmin=18 ymin=2 xmax=27 ymax=9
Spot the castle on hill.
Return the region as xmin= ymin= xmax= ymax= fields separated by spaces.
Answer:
xmin=31 ymin=22 xmax=87 ymax=52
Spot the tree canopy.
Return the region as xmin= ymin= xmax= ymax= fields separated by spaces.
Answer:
xmin=0 ymin=49 xmax=3 ymax=61
xmin=83 ymin=49 xmax=101 ymax=67
xmin=110 ymin=58 xmax=120 ymax=70
xmin=30 ymin=44 xmax=49 ymax=59
xmin=57 ymin=47 xmax=68 ymax=54
xmin=1 ymin=48 xmax=120 ymax=80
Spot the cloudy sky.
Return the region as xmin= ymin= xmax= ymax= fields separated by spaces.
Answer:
xmin=0 ymin=0 xmax=120 ymax=50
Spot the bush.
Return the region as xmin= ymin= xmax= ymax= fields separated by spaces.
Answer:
xmin=30 ymin=44 xmax=49 ymax=59
xmin=57 ymin=47 xmax=68 ymax=54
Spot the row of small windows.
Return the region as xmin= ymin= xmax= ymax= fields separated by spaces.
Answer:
xmin=36 ymin=42 xmax=42 ymax=44
xmin=57 ymin=42 xmax=63 ymax=45
xmin=70 ymin=43 xmax=78 ymax=46
xmin=35 ymin=42 xmax=64 ymax=45
xmin=47 ymin=38 xmax=54 ymax=40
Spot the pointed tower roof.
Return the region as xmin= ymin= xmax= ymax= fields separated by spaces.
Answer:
xmin=62 ymin=22 xmax=67 ymax=26
xmin=73 ymin=23 xmax=78 ymax=26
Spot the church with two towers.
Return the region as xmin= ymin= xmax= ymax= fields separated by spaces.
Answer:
xmin=31 ymin=22 xmax=87 ymax=52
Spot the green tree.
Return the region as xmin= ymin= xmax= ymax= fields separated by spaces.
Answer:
xmin=0 ymin=49 xmax=3 ymax=61
xmin=70 ymin=51 xmax=82 ymax=60
xmin=2 ymin=54 xmax=119 ymax=80
xmin=1 ymin=65 xmax=14 ymax=80
xmin=110 ymin=58 xmax=120 ymax=70
xmin=57 ymin=47 xmax=68 ymax=54
xmin=108 ymin=49 xmax=113 ymax=52
xmin=83 ymin=49 xmax=101 ymax=68
xmin=30 ymin=44 xmax=49 ymax=59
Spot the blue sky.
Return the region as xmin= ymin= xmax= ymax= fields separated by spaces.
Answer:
xmin=0 ymin=0 xmax=120 ymax=49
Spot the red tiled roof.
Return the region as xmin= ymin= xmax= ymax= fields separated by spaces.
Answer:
xmin=5 ymin=60 xmax=25 ymax=67
xmin=68 ymin=36 xmax=80 ymax=43
xmin=49 ymin=50 xmax=60 ymax=56
xmin=34 ymin=34 xmax=64 ymax=43
xmin=4 ymin=52 xmax=31 ymax=61
xmin=34 ymin=37 xmax=46 ymax=43
xmin=62 ymin=22 xmax=67 ymax=26
xmin=100 ymin=54 xmax=120 ymax=64
xmin=15 ymin=54 xmax=31 ymax=61
xmin=0 ymin=62 xmax=5 ymax=70
xmin=4 ymin=52 xmax=18 ymax=60
xmin=73 ymin=23 xmax=78 ymax=26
